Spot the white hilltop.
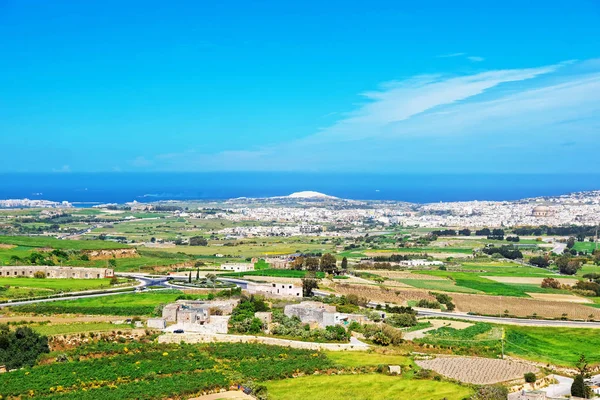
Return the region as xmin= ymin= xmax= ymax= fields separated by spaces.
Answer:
xmin=287 ymin=191 xmax=338 ymax=199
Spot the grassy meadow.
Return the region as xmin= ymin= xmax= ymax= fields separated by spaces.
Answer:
xmin=9 ymin=290 xmax=201 ymax=316
xmin=265 ymin=374 xmax=473 ymax=400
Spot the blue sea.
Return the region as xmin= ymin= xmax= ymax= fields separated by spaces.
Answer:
xmin=0 ymin=173 xmax=599 ymax=205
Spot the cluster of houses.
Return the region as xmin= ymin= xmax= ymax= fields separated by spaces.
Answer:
xmin=148 ymin=297 xmax=377 ymax=334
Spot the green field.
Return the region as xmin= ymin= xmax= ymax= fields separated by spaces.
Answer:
xmin=32 ymin=322 xmax=134 ymax=336
xmin=505 ymin=325 xmax=600 ymax=367
xmin=10 ymin=290 xmax=201 ymax=316
xmin=574 ymin=241 xmax=599 ymax=253
xmin=324 ymin=351 xmax=411 ymax=367
xmin=0 ymin=277 xmax=131 ymax=301
xmin=397 ymin=278 xmax=483 ymax=294
xmin=0 ymin=277 xmax=123 ymax=291
xmin=0 ymin=235 xmax=128 ymax=250
xmin=219 ymin=268 xmax=325 ymax=279
xmin=416 ymin=268 xmax=573 ymax=297
xmin=265 ymin=374 xmax=473 ymax=400
xmin=418 ymin=322 xmax=600 ymax=367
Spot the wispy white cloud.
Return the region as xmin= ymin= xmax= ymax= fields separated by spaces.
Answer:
xmin=437 ymin=52 xmax=466 ymax=58
xmin=303 ymin=63 xmax=562 ymax=143
xmin=467 ymin=56 xmax=485 ymax=62
xmin=146 ymin=59 xmax=600 ymax=173
xmin=437 ymin=53 xmax=484 ymax=62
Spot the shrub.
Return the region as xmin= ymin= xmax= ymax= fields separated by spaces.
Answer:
xmin=524 ymin=372 xmax=536 ymax=383
xmin=381 ymin=324 xmax=403 ymax=345
xmin=572 ymin=289 xmax=597 ymax=297
xmin=372 ymin=331 xmax=391 ymax=346
xmin=574 ymin=280 xmax=600 ymax=296
xmin=416 ymin=299 xmax=440 ymax=309
xmin=541 ymin=277 xmax=561 ymax=289
xmin=386 ymin=313 xmax=417 ymax=328
xmin=471 ymin=385 xmax=509 ymax=400
xmin=33 ymin=271 xmax=46 ymax=279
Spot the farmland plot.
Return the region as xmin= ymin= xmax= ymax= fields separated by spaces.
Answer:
xmin=451 ymin=293 xmax=600 ymax=320
xmin=415 ymin=356 xmax=538 ymax=384
xmin=332 ymin=283 xmax=434 ymax=304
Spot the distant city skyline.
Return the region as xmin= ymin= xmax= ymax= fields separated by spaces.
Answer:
xmin=1 ymin=1 xmax=599 ymax=173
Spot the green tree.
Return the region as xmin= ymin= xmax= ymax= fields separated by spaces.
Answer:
xmin=108 ymin=258 xmax=117 ymax=268
xmin=0 ymin=325 xmax=50 ymax=369
xmin=572 ymin=375 xmax=587 ymax=398
xmin=301 ymin=272 xmax=319 ymax=297
xmin=320 ymin=253 xmax=337 ymax=274
xmin=571 ymin=354 xmax=592 ymax=398
xmin=189 ymin=236 xmax=208 ymax=246
xmin=341 ymin=256 xmax=348 ymax=271
xmin=188 ymin=272 xmax=192 ymax=283
xmin=304 ymin=257 xmax=320 ymax=271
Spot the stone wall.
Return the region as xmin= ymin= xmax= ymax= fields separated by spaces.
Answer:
xmin=158 ymin=332 xmax=369 ymax=351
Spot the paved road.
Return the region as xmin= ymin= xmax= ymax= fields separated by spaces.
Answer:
xmin=417 ymin=309 xmax=600 ymax=328
xmin=552 ymin=242 xmax=567 ymax=254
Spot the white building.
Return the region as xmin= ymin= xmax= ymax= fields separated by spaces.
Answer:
xmin=220 ymin=263 xmax=255 ymax=273
xmin=247 ymin=282 xmax=302 ymax=298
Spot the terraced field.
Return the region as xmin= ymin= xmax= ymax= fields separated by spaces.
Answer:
xmin=415 ymin=356 xmax=537 ymax=384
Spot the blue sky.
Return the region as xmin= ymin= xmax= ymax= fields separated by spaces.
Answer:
xmin=1 ymin=0 xmax=599 ymax=173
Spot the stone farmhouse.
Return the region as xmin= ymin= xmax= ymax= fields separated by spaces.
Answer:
xmin=0 ymin=266 xmax=114 ymax=279
xmin=284 ymin=301 xmax=377 ymax=328
xmin=160 ymin=299 xmax=239 ymax=334
xmin=247 ymin=282 xmax=302 ymax=298
xmin=284 ymin=301 xmax=337 ymax=328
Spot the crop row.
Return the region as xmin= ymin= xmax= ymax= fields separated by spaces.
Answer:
xmin=45 ymin=371 xmax=229 ymax=399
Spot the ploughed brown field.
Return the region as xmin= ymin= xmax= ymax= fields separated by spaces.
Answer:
xmin=333 ymin=283 xmax=434 ymax=304
xmin=450 ymin=293 xmax=600 ymax=320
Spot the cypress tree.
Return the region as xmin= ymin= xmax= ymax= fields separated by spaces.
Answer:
xmin=571 ymin=375 xmax=587 ymax=398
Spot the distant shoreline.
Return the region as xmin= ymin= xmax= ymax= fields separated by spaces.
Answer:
xmin=0 ymin=172 xmax=599 ymax=204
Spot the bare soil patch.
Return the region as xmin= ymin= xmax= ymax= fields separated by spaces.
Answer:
xmin=189 ymin=391 xmax=254 ymax=400
xmin=451 ymin=293 xmax=600 ymax=320
xmin=332 ymin=283 xmax=434 ymax=305
xmin=525 ymin=293 xmax=591 ymax=303
xmin=486 ymin=276 xmax=577 ymax=285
